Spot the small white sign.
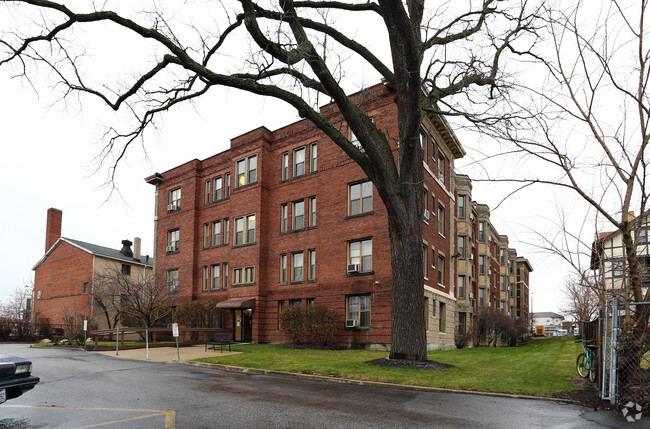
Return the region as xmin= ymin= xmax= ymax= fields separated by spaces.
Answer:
xmin=83 ymin=319 xmax=88 ymax=331
xmin=172 ymin=323 xmax=179 ymax=337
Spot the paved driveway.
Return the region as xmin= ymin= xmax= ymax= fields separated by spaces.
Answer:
xmin=0 ymin=344 xmax=628 ymax=428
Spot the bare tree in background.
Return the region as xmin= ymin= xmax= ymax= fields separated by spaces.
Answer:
xmin=0 ymin=0 xmax=539 ymax=360
xmin=560 ymin=273 xmax=599 ymax=323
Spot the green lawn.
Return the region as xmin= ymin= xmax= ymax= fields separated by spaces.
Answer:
xmin=195 ymin=336 xmax=583 ymax=396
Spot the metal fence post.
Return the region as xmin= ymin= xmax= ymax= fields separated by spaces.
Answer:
xmin=609 ymin=296 xmax=619 ymax=405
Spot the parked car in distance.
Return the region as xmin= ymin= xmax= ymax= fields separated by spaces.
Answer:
xmin=0 ymin=354 xmax=39 ymax=404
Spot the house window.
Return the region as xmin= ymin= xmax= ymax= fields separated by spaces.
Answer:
xmin=458 ymin=275 xmax=465 ymax=298
xmin=458 ymin=195 xmax=466 ymax=218
xmin=501 ymin=275 xmax=507 ymax=291
xmin=222 ymin=263 xmax=228 ymax=289
xmin=212 ymin=221 xmax=222 ymax=246
xmin=423 ymin=243 xmax=428 ymax=279
xmin=83 ymin=282 xmax=89 ymax=294
xmin=234 ymin=214 xmax=256 ymax=245
xmin=458 ymin=236 xmax=466 ymax=259
xmin=349 ymin=126 xmax=361 ymax=150
xmin=309 ymin=197 xmax=316 ymax=227
xmin=202 ymin=266 xmax=209 ymax=291
xmin=236 ymin=154 xmax=257 ymax=187
xmin=294 ymin=147 xmax=306 ymax=177
xmin=500 ymin=249 xmax=505 ymax=264
xmin=309 ymin=249 xmax=316 ymax=280
xmin=479 ymin=221 xmax=485 ymax=241
xmin=346 ymin=295 xmax=370 ymax=328
xmin=293 ymin=200 xmax=305 ymax=230
xmin=510 ymin=284 xmax=514 ymax=297
xmin=439 ymin=302 xmax=446 ymax=332
xmin=214 ymin=176 xmax=223 ymax=201
xmin=290 ymin=299 xmax=302 ymax=306
xmin=349 ymin=181 xmax=373 ymax=216
xmin=224 ymin=173 xmax=231 ymax=198
xmin=419 ymin=128 xmax=428 ymax=156
xmin=310 ymin=142 xmax=317 ymax=172
xmin=479 ymin=255 xmax=485 ymax=274
xmin=121 ymin=264 xmax=131 ymax=276
xmin=203 ymin=223 xmax=210 ymax=248
xmin=438 ymin=205 xmax=445 ymax=235
xmin=458 ymin=312 xmax=466 ymax=334
xmin=280 ymin=254 xmax=287 ymax=283
xmin=281 ymin=152 xmax=289 ymax=181
xmin=205 ymin=180 xmax=211 ymax=204
xmin=223 ymin=219 xmax=229 ymax=245
xmin=438 ymin=154 xmax=445 ymax=182
xmin=501 ymin=300 xmax=506 ymax=312
xmin=168 ymin=229 xmax=180 ymax=252
xmin=613 ymin=261 xmax=624 ymax=277
xmin=479 ymin=288 xmax=485 ymax=306
xmin=438 ymin=255 xmax=445 ymax=285
xmin=639 ymin=229 xmax=648 ymax=244
xmin=233 ymin=268 xmax=242 ymax=285
xmin=280 ymin=204 xmax=288 ymax=233
xmin=167 ymin=269 xmax=179 ymax=292
xmin=245 ymin=267 xmax=255 ymax=283
xmin=349 ymin=238 xmax=372 ymax=272
xmin=211 ymin=264 xmax=220 ymax=290
xmin=169 ymin=188 xmax=181 ymax=211
xmin=292 ymin=252 xmax=304 ymax=282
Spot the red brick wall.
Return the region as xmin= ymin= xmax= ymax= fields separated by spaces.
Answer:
xmin=33 ymin=241 xmax=93 ymax=325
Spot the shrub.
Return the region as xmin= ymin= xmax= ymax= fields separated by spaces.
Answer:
xmin=308 ymin=305 xmax=338 ymax=347
xmin=454 ymin=327 xmax=473 ymax=349
xmin=279 ymin=305 xmax=308 ymax=345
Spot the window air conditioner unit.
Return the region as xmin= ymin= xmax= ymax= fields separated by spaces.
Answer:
xmin=166 ymin=245 xmax=175 ymax=252
xmin=346 ymin=319 xmax=358 ymax=328
xmin=488 ymin=269 xmax=492 ymax=276
xmin=347 ymin=264 xmax=360 ymax=273
xmin=423 ymin=209 xmax=430 ymax=220
xmin=469 ymin=254 xmax=473 ymax=260
xmin=167 ymin=203 xmax=176 ymax=211
xmin=469 ymin=292 xmax=474 ymax=299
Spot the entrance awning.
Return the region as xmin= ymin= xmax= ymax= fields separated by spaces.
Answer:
xmin=216 ymin=297 xmax=256 ymax=309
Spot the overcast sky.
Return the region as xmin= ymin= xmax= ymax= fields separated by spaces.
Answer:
xmin=0 ymin=2 xmax=586 ymax=317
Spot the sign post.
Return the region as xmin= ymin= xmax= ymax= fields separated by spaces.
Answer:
xmin=172 ymin=323 xmax=180 ymax=361
xmin=83 ymin=319 xmax=87 ymax=349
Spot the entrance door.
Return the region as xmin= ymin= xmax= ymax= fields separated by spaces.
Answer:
xmin=234 ymin=309 xmax=253 ymax=342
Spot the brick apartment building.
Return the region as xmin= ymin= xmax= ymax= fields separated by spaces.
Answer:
xmin=146 ymin=83 xmax=532 ymax=349
xmin=32 ymin=208 xmax=153 ymax=329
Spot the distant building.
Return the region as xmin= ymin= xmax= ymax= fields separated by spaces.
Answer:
xmin=32 ymin=208 xmax=153 ymax=329
xmin=531 ymin=312 xmax=565 ymax=336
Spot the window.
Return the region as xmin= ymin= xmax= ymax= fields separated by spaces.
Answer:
xmin=236 ymin=154 xmax=257 ymax=187
xmin=423 ymin=243 xmax=428 ymax=278
xmin=613 ymin=261 xmax=624 ymax=277
xmin=121 ymin=264 xmax=131 ymax=276
xmin=202 ymin=266 xmax=209 ymax=291
xmin=293 ymin=201 xmax=305 ymax=230
xmin=211 ymin=264 xmax=220 ymax=290
xmin=458 ymin=275 xmax=465 ymax=298
xmin=233 ymin=268 xmax=242 ymax=285
xmin=349 ymin=126 xmax=361 ymax=150
xmin=224 ymin=173 xmax=231 ymax=199
xmin=280 ymin=204 xmax=288 ymax=233
xmin=280 ymin=254 xmax=287 ymax=283
xmin=500 ymin=300 xmax=506 ymax=312
xmin=438 ymin=154 xmax=445 ymax=182
xmin=83 ymin=282 xmax=89 ymax=294
xmin=169 ymin=188 xmax=181 ymax=211
xmin=419 ymin=128 xmax=427 ymax=156
xmin=212 ymin=220 xmax=222 ymax=246
xmin=349 ymin=238 xmax=372 ymax=272
xmin=423 ymin=188 xmax=429 ymax=219
xmin=168 ymin=229 xmax=180 ymax=252
xmin=167 ymin=269 xmax=179 ymax=292
xmin=294 ymin=147 xmax=306 ymax=177
xmin=222 ymin=263 xmax=228 ymax=289
xmin=309 ymin=197 xmax=317 ymax=227
xmin=290 ymin=299 xmax=302 ymax=306
xmin=234 ymin=214 xmax=256 ymax=245
xmin=292 ymin=252 xmax=304 ymax=282
xmin=438 ymin=205 xmax=445 ymax=235
xmin=349 ymin=181 xmax=373 ymax=216
xmin=479 ymin=255 xmax=485 ymax=274
xmin=439 ymin=302 xmax=446 ymax=332
xmin=500 ymin=249 xmax=506 ymax=264
xmin=245 ymin=267 xmax=255 ymax=283
xmin=346 ymin=295 xmax=370 ymax=328
xmin=438 ymin=255 xmax=445 ymax=285
xmin=223 ymin=219 xmax=229 ymax=245
xmin=203 ymin=223 xmax=210 ymax=248
xmin=479 ymin=288 xmax=485 ymax=306
xmin=214 ymin=176 xmax=223 ymax=201
xmin=510 ymin=284 xmax=514 ymax=297
xmin=205 ymin=180 xmax=211 ymax=204
xmin=458 ymin=195 xmax=466 ymax=218
xmin=458 ymin=312 xmax=466 ymax=334
xmin=281 ymin=152 xmax=289 ymax=181
xmin=458 ymin=236 xmax=466 ymax=259
xmin=309 ymin=249 xmax=316 ymax=280
xmin=310 ymin=142 xmax=317 ymax=172
xmin=639 ymin=229 xmax=648 ymax=244
xmin=479 ymin=221 xmax=485 ymax=241
xmin=501 ymin=275 xmax=507 ymax=291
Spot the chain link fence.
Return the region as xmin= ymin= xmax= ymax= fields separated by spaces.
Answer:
xmin=600 ymin=297 xmax=650 ymax=407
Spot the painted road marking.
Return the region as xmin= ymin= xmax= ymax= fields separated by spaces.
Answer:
xmin=1 ymin=405 xmax=176 ymax=428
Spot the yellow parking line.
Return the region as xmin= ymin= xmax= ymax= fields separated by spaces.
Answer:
xmin=2 ymin=405 xmax=176 ymax=428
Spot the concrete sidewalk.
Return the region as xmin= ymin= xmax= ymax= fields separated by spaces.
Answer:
xmin=92 ymin=345 xmax=240 ymax=363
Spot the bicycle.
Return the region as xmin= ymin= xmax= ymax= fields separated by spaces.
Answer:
xmin=576 ymin=339 xmax=598 ymax=383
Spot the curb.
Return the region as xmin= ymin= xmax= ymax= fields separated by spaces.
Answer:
xmin=179 ymin=360 xmax=581 ymax=405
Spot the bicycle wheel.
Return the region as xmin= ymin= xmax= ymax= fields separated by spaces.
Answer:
xmin=576 ymin=353 xmax=588 ymax=378
xmin=589 ymin=357 xmax=598 ymax=383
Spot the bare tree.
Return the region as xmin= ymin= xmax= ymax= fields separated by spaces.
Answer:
xmin=0 ymin=0 xmax=539 ymax=360
xmin=560 ymin=273 xmax=599 ymax=323
xmin=93 ymin=268 xmax=174 ymax=330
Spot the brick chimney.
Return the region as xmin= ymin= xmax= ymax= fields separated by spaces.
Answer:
xmin=45 ymin=208 xmax=62 ymax=252
xmin=133 ymin=237 xmax=141 ymax=260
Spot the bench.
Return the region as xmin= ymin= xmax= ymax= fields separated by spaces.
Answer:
xmin=205 ymin=332 xmax=232 ymax=352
